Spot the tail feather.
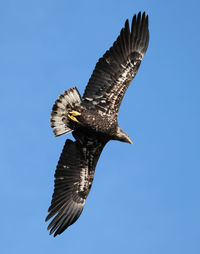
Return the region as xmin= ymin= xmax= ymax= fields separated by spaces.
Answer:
xmin=50 ymin=87 xmax=82 ymax=137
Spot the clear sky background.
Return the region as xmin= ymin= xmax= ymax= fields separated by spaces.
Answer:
xmin=1 ymin=0 xmax=200 ymax=253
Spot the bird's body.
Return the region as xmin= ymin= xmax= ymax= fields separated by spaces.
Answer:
xmin=71 ymin=107 xmax=117 ymax=135
xmin=46 ymin=12 xmax=149 ymax=236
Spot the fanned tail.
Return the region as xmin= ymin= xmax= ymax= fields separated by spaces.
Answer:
xmin=50 ymin=87 xmax=82 ymax=137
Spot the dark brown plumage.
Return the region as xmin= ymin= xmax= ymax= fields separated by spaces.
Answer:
xmin=46 ymin=12 xmax=149 ymax=236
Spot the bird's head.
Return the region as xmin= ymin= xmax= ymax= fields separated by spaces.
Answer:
xmin=116 ymin=126 xmax=133 ymax=144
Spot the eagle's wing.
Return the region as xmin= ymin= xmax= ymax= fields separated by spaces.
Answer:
xmin=46 ymin=133 xmax=107 ymax=237
xmin=83 ymin=12 xmax=149 ymax=117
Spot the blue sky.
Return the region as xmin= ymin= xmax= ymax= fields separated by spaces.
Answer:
xmin=1 ymin=0 xmax=200 ymax=253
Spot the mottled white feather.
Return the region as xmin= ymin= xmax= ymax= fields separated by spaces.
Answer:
xmin=50 ymin=87 xmax=82 ymax=137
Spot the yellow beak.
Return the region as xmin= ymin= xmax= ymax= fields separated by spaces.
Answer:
xmin=127 ymin=137 xmax=133 ymax=145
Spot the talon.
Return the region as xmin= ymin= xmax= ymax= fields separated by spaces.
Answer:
xmin=69 ymin=110 xmax=81 ymax=116
xmin=68 ymin=114 xmax=79 ymax=122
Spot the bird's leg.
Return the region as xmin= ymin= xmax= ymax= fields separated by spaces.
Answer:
xmin=68 ymin=114 xmax=79 ymax=122
xmin=67 ymin=110 xmax=81 ymax=122
xmin=69 ymin=110 xmax=81 ymax=116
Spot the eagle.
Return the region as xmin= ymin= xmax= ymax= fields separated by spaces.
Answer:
xmin=46 ymin=12 xmax=149 ymax=236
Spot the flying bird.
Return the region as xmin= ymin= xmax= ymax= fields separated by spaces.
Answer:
xmin=46 ymin=12 xmax=149 ymax=236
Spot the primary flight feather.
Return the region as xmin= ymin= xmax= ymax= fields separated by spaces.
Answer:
xmin=46 ymin=12 xmax=149 ymax=237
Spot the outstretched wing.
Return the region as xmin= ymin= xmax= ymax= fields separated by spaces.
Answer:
xmin=46 ymin=133 xmax=107 ymax=237
xmin=83 ymin=12 xmax=149 ymax=117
